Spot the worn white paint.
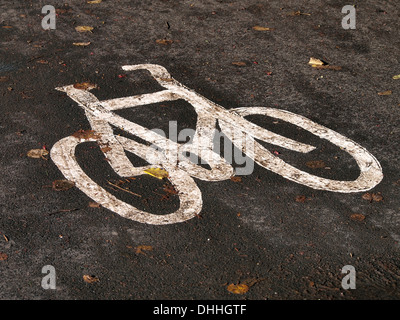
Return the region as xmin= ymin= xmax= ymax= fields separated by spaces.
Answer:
xmin=50 ymin=64 xmax=383 ymax=225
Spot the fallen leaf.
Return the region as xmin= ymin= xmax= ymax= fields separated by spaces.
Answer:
xmin=0 ymin=76 xmax=8 ymax=82
xmin=144 ymin=168 xmax=169 ymax=179
xmin=100 ymin=146 xmax=112 ymax=153
xmin=2 ymin=26 xmax=13 ymax=29
xmin=0 ymin=253 xmax=8 ymax=261
xmin=306 ymin=160 xmax=326 ymax=168
xmin=88 ymin=201 xmax=101 ymax=208
xmin=230 ymin=176 xmax=242 ymax=182
xmin=73 ymin=82 xmax=97 ymax=90
xmin=362 ymin=192 xmax=372 ymax=201
xmin=350 ymin=213 xmax=366 ymax=222
xmin=392 ymin=74 xmax=400 ymax=80
xmin=135 ymin=245 xmax=153 ymax=255
xmin=36 ymin=59 xmax=48 ymax=64
xmin=378 ymin=90 xmax=392 ymax=96
xmin=362 ymin=192 xmax=384 ymax=202
xmin=252 ymin=26 xmax=274 ymax=31
xmin=27 ymin=148 xmax=49 ymax=159
xmin=287 ymin=11 xmax=311 ymax=16
xmin=308 ymin=57 xmax=325 ymax=66
xmin=227 ymin=283 xmax=249 ymax=294
xmin=75 ymin=26 xmax=94 ymax=33
xmin=72 ymin=129 xmax=101 ymax=140
xmin=52 ymin=179 xmax=75 ymax=191
xmin=232 ymin=61 xmax=246 ymax=66
xmin=156 ymin=39 xmax=173 ymax=45
xmin=371 ymin=192 xmax=384 ymax=202
xmin=87 ymin=0 xmax=102 ymax=3
xmin=83 ymin=275 xmax=99 ymax=283
xmin=73 ymin=42 xmax=91 ymax=46
xmin=163 ymin=184 xmax=178 ymax=195
xmin=295 ymin=195 xmax=307 ymax=203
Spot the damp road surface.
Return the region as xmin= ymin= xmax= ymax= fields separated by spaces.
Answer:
xmin=0 ymin=0 xmax=400 ymax=301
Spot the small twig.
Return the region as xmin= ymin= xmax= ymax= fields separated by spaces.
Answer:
xmin=107 ymin=181 xmax=141 ymax=197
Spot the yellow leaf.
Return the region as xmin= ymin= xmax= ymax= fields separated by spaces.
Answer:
xmin=144 ymin=168 xmax=169 ymax=179
xmin=308 ymin=57 xmax=325 ymax=66
xmin=227 ymin=283 xmax=249 ymax=294
xmin=156 ymin=39 xmax=173 ymax=45
xmin=88 ymin=0 xmax=102 ymax=3
xmin=252 ymin=26 xmax=274 ymax=31
xmin=75 ymin=26 xmax=94 ymax=33
xmin=73 ymin=42 xmax=91 ymax=46
xmin=393 ymin=74 xmax=400 ymax=80
xmin=83 ymin=275 xmax=99 ymax=283
xmin=135 ymin=245 xmax=153 ymax=255
xmin=27 ymin=149 xmax=49 ymax=159
xmin=73 ymin=82 xmax=97 ymax=90
xmin=378 ymin=90 xmax=392 ymax=96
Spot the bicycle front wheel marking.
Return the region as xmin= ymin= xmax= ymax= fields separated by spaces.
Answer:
xmin=221 ymin=107 xmax=383 ymax=193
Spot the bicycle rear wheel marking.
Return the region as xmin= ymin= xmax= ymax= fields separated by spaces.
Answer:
xmin=50 ymin=64 xmax=383 ymax=225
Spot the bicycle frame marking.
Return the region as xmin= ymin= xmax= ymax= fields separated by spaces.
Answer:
xmin=50 ymin=64 xmax=383 ymax=225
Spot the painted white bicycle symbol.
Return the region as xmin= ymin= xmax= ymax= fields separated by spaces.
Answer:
xmin=50 ymin=64 xmax=383 ymax=225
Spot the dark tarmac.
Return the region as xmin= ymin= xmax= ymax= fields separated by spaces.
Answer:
xmin=0 ymin=0 xmax=400 ymax=305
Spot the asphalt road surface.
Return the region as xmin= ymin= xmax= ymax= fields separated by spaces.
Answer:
xmin=0 ymin=0 xmax=400 ymax=303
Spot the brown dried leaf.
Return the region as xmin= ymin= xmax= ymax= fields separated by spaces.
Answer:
xmin=230 ymin=176 xmax=242 ymax=182
xmin=288 ymin=11 xmax=311 ymax=16
xmin=100 ymin=146 xmax=112 ymax=153
xmin=72 ymin=129 xmax=101 ymax=140
xmin=83 ymin=275 xmax=99 ymax=283
xmin=227 ymin=283 xmax=249 ymax=294
xmin=27 ymin=148 xmax=49 ymax=159
xmin=378 ymin=90 xmax=392 ymax=96
xmin=163 ymin=184 xmax=178 ymax=195
xmin=362 ymin=192 xmax=383 ymax=202
xmin=73 ymin=42 xmax=91 ymax=46
xmin=295 ymin=195 xmax=307 ymax=203
xmin=371 ymin=192 xmax=383 ymax=202
xmin=0 ymin=253 xmax=8 ymax=261
xmin=52 ymin=179 xmax=75 ymax=191
xmin=88 ymin=201 xmax=101 ymax=208
xmin=350 ymin=213 xmax=366 ymax=222
xmin=232 ymin=61 xmax=246 ymax=66
xmin=156 ymin=39 xmax=173 ymax=45
xmin=135 ymin=245 xmax=153 ymax=255
xmin=73 ymin=82 xmax=97 ymax=90
xmin=75 ymin=26 xmax=94 ymax=33
xmin=306 ymin=160 xmax=326 ymax=168
xmin=252 ymin=26 xmax=274 ymax=31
